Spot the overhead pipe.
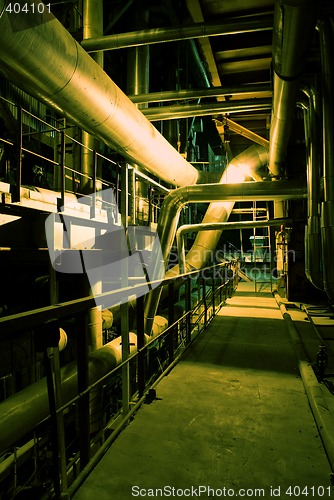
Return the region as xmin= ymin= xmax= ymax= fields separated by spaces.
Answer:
xmin=269 ymin=0 xmax=318 ymax=179
xmin=144 ymin=179 xmax=306 ymax=334
xmin=81 ymin=15 xmax=273 ymax=52
xmin=298 ymin=86 xmax=323 ymax=291
xmin=128 ymin=83 xmax=272 ymax=104
xmin=318 ymin=17 xmax=334 ymax=302
xmin=176 ymin=218 xmax=292 ymax=274
xmin=165 ymin=145 xmax=269 ymax=280
xmin=0 ymin=2 xmax=198 ymax=188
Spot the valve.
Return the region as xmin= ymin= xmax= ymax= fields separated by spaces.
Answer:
xmin=316 ymin=345 xmax=328 ymax=380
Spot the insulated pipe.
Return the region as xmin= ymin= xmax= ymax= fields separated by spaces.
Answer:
xmin=165 ymin=145 xmax=269 ymax=279
xmin=269 ymin=0 xmax=317 ymax=178
xmin=0 ymin=2 xmax=198 ymax=187
xmin=299 ymin=87 xmax=323 ymax=291
xmin=128 ymin=83 xmax=272 ymax=104
xmin=176 ymin=218 xmax=291 ymax=274
xmin=144 ymin=179 xmax=306 ymax=334
xmin=0 ymin=316 xmax=168 ymax=454
xmin=318 ymin=17 xmax=334 ymax=302
xmin=81 ymin=16 xmax=273 ymax=52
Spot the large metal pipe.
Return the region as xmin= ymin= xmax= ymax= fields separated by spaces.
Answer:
xmin=318 ymin=17 xmax=334 ymax=302
xmin=176 ymin=218 xmax=291 ymax=274
xmin=0 ymin=1 xmax=198 ymax=187
xmin=81 ymin=15 xmax=273 ymax=52
xmin=144 ymin=179 xmax=306 ymax=334
xmin=299 ymin=87 xmax=323 ymax=291
xmin=269 ymin=0 xmax=317 ymax=178
xmin=128 ymin=84 xmax=272 ymax=104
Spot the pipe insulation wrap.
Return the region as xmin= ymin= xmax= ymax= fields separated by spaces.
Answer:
xmin=0 ymin=1 xmax=198 ymax=187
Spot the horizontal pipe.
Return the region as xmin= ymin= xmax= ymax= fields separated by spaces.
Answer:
xmin=128 ymin=83 xmax=272 ymax=104
xmin=0 ymin=2 xmax=198 ymax=187
xmin=81 ymin=16 xmax=273 ymax=52
xmin=269 ymin=0 xmax=318 ymax=177
xmin=176 ymin=218 xmax=292 ymax=274
xmin=143 ymin=98 xmax=272 ymax=121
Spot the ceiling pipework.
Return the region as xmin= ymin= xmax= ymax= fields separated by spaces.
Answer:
xmin=0 ymin=1 xmax=198 ymax=187
xmin=269 ymin=0 xmax=318 ymax=179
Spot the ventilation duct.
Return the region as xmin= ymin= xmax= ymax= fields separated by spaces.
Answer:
xmin=144 ymin=179 xmax=306 ymax=334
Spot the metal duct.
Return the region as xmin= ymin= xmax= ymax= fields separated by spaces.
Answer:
xmin=81 ymin=16 xmax=273 ymax=52
xmin=0 ymin=2 xmax=198 ymax=188
xmin=144 ymin=179 xmax=306 ymax=334
xmin=128 ymin=83 xmax=272 ymax=104
xmin=0 ymin=318 xmax=167 ymax=454
xmin=299 ymin=87 xmax=323 ymax=291
xmin=269 ymin=0 xmax=318 ymax=178
xmin=318 ymin=17 xmax=334 ymax=302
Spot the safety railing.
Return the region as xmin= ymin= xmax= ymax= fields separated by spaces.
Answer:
xmin=0 ymin=260 xmax=238 ymax=499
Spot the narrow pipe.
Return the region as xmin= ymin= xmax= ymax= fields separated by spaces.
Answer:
xmin=165 ymin=145 xmax=269 ymax=280
xmin=176 ymin=219 xmax=291 ymax=274
xmin=81 ymin=16 xmax=273 ymax=52
xmin=0 ymin=2 xmax=198 ymax=187
xmin=128 ymin=84 xmax=272 ymax=105
xmin=143 ymin=98 xmax=272 ymax=121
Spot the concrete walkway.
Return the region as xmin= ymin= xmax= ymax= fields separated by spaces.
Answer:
xmin=74 ymin=283 xmax=332 ymax=499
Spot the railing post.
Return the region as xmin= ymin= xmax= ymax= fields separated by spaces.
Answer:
xmin=77 ymin=311 xmax=90 ymax=469
xmin=58 ymin=131 xmax=65 ymax=210
xmin=202 ymin=276 xmax=207 ymax=326
xmin=13 ymin=105 xmax=22 ymax=202
xmin=44 ymin=350 xmax=62 ymax=498
xmin=136 ymin=295 xmax=145 ymax=398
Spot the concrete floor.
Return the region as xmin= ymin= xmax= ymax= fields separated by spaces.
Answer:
xmin=73 ymin=282 xmax=332 ymax=499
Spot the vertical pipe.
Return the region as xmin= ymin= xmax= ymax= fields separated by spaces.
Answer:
xmin=136 ymin=295 xmax=145 ymax=398
xmin=318 ymin=18 xmax=334 ymax=301
xmin=301 ymin=86 xmax=323 ymax=290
